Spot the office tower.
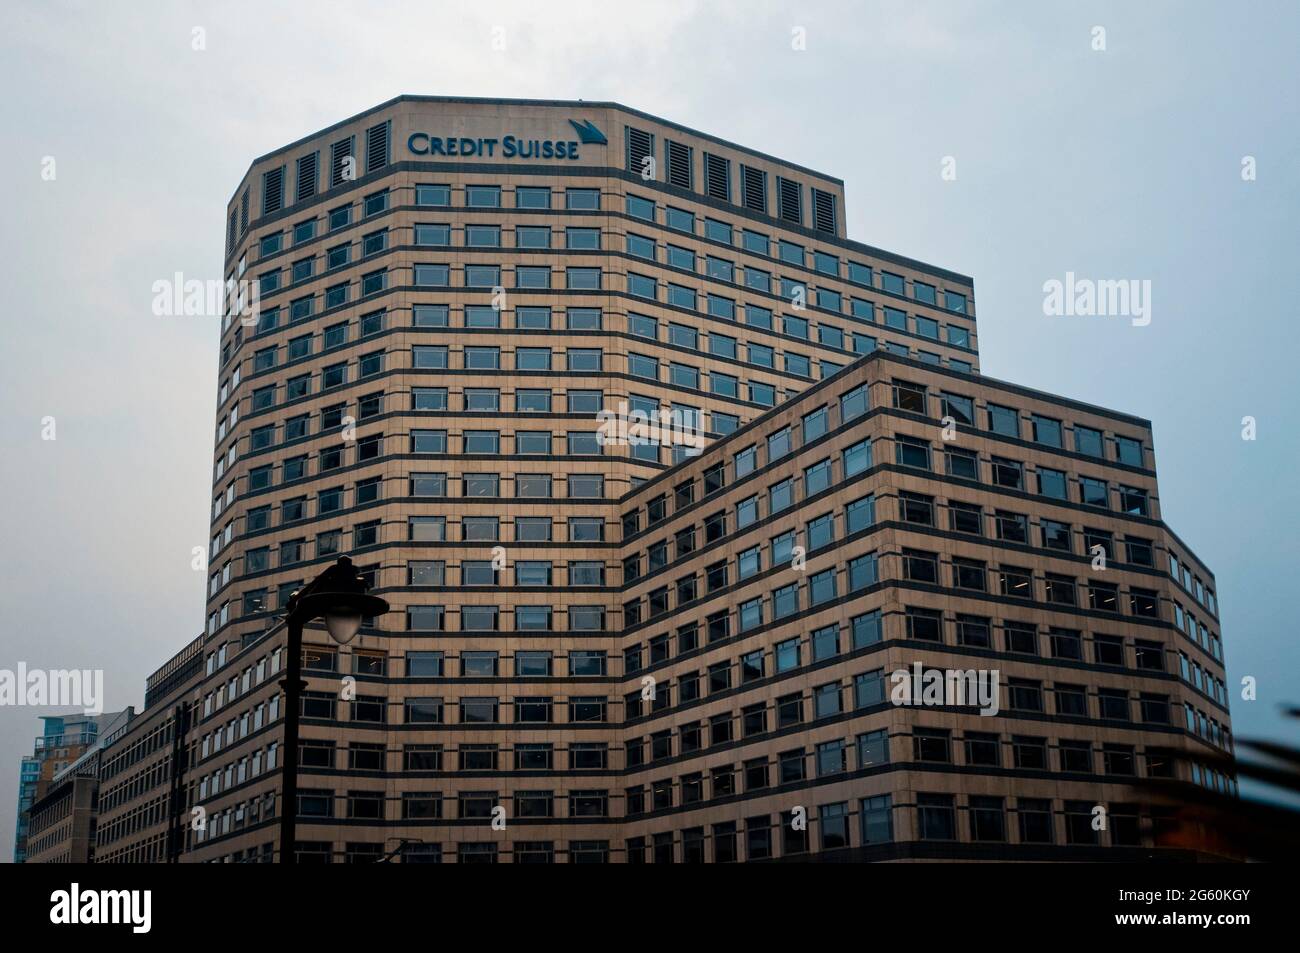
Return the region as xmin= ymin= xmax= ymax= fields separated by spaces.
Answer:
xmin=94 ymin=97 xmax=1231 ymax=863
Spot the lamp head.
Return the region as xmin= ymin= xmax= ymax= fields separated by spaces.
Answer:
xmin=324 ymin=608 xmax=363 ymax=645
xmin=288 ymin=556 xmax=390 ymax=644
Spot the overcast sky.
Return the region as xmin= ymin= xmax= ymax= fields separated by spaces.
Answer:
xmin=1 ymin=0 xmax=1297 ymax=856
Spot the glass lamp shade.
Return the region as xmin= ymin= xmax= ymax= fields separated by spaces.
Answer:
xmin=324 ymin=608 xmax=363 ymax=645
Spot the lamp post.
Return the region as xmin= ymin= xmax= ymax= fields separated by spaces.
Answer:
xmin=279 ymin=555 xmax=389 ymax=864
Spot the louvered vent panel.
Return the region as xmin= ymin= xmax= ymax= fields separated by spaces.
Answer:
xmin=366 ymin=121 xmax=390 ymax=174
xmin=812 ymin=187 xmax=836 ymax=232
xmin=666 ymin=140 xmax=692 ymax=189
xmin=262 ymin=166 xmax=283 ymax=215
xmin=296 ymin=152 xmax=318 ymax=202
xmin=626 ymin=126 xmax=654 ymax=175
xmin=330 ymin=136 xmax=354 ymax=187
xmin=704 ymin=153 xmax=730 ymax=202
xmin=777 ymin=176 xmax=802 ymax=224
xmin=741 ymin=164 xmax=766 ymax=213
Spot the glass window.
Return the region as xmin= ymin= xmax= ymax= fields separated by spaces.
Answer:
xmin=1080 ymin=477 xmax=1109 ymax=508
xmin=1030 ymin=415 xmax=1063 ymax=448
xmin=413 ymin=263 xmax=449 ymax=287
xmin=1074 ymin=426 xmax=1104 ymax=457
xmin=464 ymin=306 xmax=500 ymax=329
xmin=516 ymin=306 xmax=551 ymax=330
xmin=626 ymin=194 xmax=655 ymax=220
xmin=1037 ymin=467 xmax=1068 ymax=499
xmin=626 ymin=233 xmax=655 ymax=260
xmin=803 ymin=406 xmax=829 ymax=442
xmin=464 ymin=347 xmax=499 ymax=370
xmin=415 ymin=184 xmax=451 ymax=206
xmin=566 ymin=188 xmax=600 ymax=210
xmin=516 ymin=186 xmax=551 ymax=209
xmin=666 ymin=206 xmax=694 ymax=232
xmin=516 ymin=225 xmax=550 ymax=249
xmin=413 ymin=304 xmax=448 ymax=328
xmin=465 ymin=224 xmax=501 ymax=248
xmin=1115 ymin=435 xmax=1144 ymax=467
xmin=567 ymin=267 xmax=601 ymax=290
xmin=465 ymin=185 xmax=501 ymax=208
xmin=987 ymin=404 xmax=1019 ymax=438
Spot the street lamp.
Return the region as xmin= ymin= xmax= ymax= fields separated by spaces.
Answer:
xmin=279 ymin=555 xmax=389 ymax=864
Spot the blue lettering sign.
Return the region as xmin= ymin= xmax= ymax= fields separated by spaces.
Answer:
xmin=407 ymin=121 xmax=600 ymax=161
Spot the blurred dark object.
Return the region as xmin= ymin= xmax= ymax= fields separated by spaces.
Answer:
xmin=1139 ymin=706 xmax=1300 ymax=861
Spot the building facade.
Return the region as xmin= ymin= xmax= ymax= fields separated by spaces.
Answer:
xmin=94 ymin=641 xmax=199 ymax=864
xmin=12 ymin=712 xmax=122 ymax=863
xmin=97 ymin=96 xmax=1230 ymax=862
xmin=24 ymin=709 xmax=134 ymax=864
xmin=25 ymin=774 xmax=97 ymax=864
xmin=13 ymin=756 xmax=39 ymax=863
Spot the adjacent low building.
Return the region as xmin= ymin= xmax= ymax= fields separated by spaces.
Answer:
xmin=94 ymin=639 xmax=200 ymax=864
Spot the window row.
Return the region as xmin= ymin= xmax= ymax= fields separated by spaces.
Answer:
xmin=893 ymin=433 xmax=1151 ymax=516
xmin=893 ymin=488 xmax=1156 ymax=563
xmin=891 ymin=379 xmax=1146 ymax=467
xmin=296 ymin=646 xmax=609 ymax=678
xmin=252 ymin=185 xmax=601 ymax=265
xmin=623 ymin=233 xmax=974 ymax=343
xmin=622 ymin=382 xmax=871 ymax=536
xmin=1168 ymin=551 xmax=1217 ymax=617
xmin=621 ymin=183 xmax=969 ymax=314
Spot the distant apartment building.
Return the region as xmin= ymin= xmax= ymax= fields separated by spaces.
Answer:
xmin=92 ymin=96 xmax=1231 ymax=863
xmin=13 ymin=711 xmax=127 ymax=862
xmin=24 ymin=708 xmax=134 ymax=864
xmin=13 ymin=757 xmax=38 ymax=863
